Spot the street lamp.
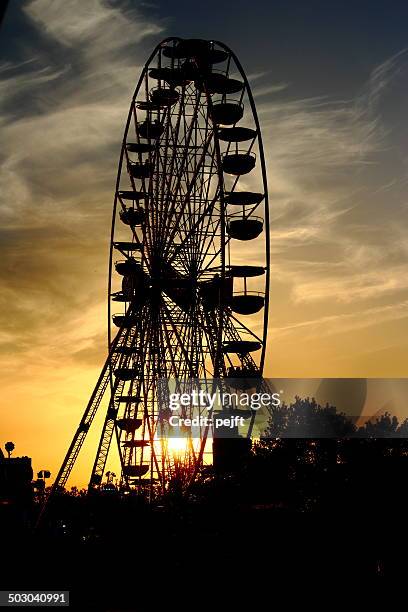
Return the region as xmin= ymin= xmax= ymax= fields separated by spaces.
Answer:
xmin=5 ymin=441 xmax=15 ymax=459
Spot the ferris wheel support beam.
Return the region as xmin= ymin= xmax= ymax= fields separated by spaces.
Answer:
xmin=36 ymin=325 xmax=126 ymax=526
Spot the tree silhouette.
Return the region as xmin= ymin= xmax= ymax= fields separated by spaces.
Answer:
xmin=5 ymin=441 xmax=15 ymax=459
xmin=264 ymin=396 xmax=356 ymax=438
xmin=356 ymin=412 xmax=399 ymax=437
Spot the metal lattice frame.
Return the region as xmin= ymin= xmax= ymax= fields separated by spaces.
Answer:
xmin=42 ymin=37 xmax=270 ymax=505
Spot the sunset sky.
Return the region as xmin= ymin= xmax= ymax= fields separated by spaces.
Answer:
xmin=1 ymin=0 xmax=408 ymax=485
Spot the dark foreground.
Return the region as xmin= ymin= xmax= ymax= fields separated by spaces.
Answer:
xmin=3 ymin=435 xmax=408 ymax=607
xmin=3 ymin=505 xmax=406 ymax=610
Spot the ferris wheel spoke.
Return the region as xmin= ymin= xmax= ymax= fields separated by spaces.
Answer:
xmin=166 ymin=192 xmax=219 ymax=266
xmin=228 ymin=312 xmax=264 ymax=344
xmin=162 ymin=132 xmax=215 ymax=260
xmin=193 ymin=159 xmax=218 ymax=265
xmin=161 ymin=313 xmax=190 ymax=380
xmin=158 ymin=313 xmax=179 ymax=379
xmin=156 ymin=90 xmax=187 ymax=250
xmin=169 ymin=174 xmax=222 ymax=274
xmin=199 ymin=232 xmax=233 ymax=275
xmin=161 ymin=300 xmax=199 ymax=377
xmin=196 ymin=217 xmax=222 ymax=275
xmin=157 ymin=93 xmax=202 ymax=250
xmin=163 ymin=118 xmax=210 ymax=251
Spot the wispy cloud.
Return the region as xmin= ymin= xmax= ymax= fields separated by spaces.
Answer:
xmin=253 ymin=82 xmax=289 ymax=98
xmin=365 ymin=47 xmax=408 ymax=108
xmin=25 ymin=0 xmax=163 ymax=47
xmin=250 ymin=50 xmax=408 ymax=350
xmin=270 ymin=300 xmax=408 ymax=342
xmin=0 ymin=0 xmax=164 ymax=372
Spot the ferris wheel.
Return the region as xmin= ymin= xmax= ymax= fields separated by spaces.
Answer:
xmin=48 ymin=37 xmax=270 ymax=497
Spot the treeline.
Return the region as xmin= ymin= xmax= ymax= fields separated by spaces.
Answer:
xmin=264 ymin=395 xmax=408 ymax=438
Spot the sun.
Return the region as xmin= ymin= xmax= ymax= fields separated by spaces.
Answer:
xmin=166 ymin=437 xmax=189 ymax=457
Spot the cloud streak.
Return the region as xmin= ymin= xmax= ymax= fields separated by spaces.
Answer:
xmin=249 ymin=51 xmax=408 ymax=348
xmin=0 ymin=0 xmax=165 ymax=376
